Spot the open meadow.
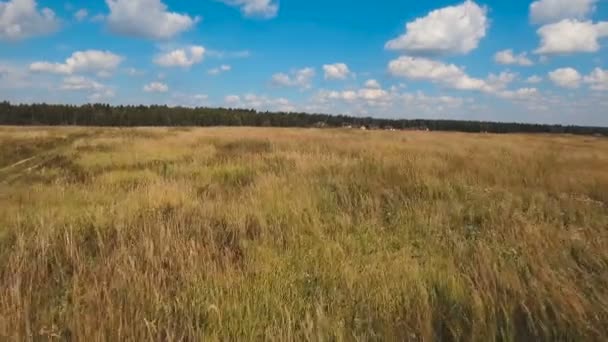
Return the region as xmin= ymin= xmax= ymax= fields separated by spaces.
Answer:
xmin=0 ymin=126 xmax=607 ymax=341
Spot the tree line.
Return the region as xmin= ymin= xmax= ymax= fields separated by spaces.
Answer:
xmin=0 ymin=101 xmax=606 ymax=135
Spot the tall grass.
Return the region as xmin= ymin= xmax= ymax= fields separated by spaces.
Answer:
xmin=0 ymin=127 xmax=607 ymax=340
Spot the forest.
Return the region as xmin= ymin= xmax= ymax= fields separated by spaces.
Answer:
xmin=0 ymin=101 xmax=606 ymax=135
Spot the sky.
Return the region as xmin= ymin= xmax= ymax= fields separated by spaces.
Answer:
xmin=1 ymin=0 xmax=607 ymax=126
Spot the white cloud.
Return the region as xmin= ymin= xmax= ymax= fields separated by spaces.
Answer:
xmin=207 ymin=49 xmax=251 ymax=59
xmin=88 ymin=89 xmax=115 ymax=102
xmin=535 ymin=19 xmax=608 ymax=54
xmin=323 ymin=63 xmax=351 ymax=80
xmin=388 ymin=56 xmax=533 ymax=98
xmin=355 ymin=88 xmax=391 ymax=102
xmin=30 ymin=50 xmax=124 ymax=76
xmin=494 ymin=50 xmax=533 ymax=66
xmin=0 ymin=62 xmax=34 ymax=88
xmin=61 ymin=76 xmax=105 ymax=91
xmin=313 ymin=85 xmax=475 ymax=119
xmin=143 ymin=82 xmax=168 ymax=92
xmin=59 ymin=76 xmax=115 ymax=102
xmin=97 ymin=70 xmax=113 ymax=78
xmin=388 ymin=56 xmax=490 ymax=91
xmin=365 ymin=79 xmax=381 ymax=89
xmin=125 ymin=67 xmax=145 ymax=76
xmin=403 ymin=92 xmax=465 ymax=105
xmin=319 ymin=88 xmax=391 ymax=104
xmin=193 ymin=94 xmax=209 ymax=101
xmin=526 ymin=75 xmax=543 ymax=84
xmin=154 ymin=46 xmax=205 ymax=68
xmin=398 ymin=92 xmax=469 ymax=116
xmin=74 ymin=8 xmax=87 ymax=21
xmin=584 ymin=68 xmax=608 ymax=91
xmin=549 ymin=68 xmax=582 ymax=88
xmin=487 ymin=72 xmax=518 ymax=90
xmin=224 ymin=93 xmax=294 ymax=112
xmin=217 ymin=0 xmax=278 ymax=19
xmin=105 ymin=0 xmax=199 ymax=40
xmin=272 ymin=67 xmax=315 ymax=89
xmin=385 ymin=1 xmax=488 ymax=56
xmin=0 ymin=0 xmax=59 ymax=41
xmin=497 ymin=87 xmax=539 ymax=100
xmin=530 ymin=0 xmax=597 ymax=24
xmin=208 ymin=64 xmax=231 ymax=75
xmin=170 ymin=92 xmax=209 ymax=107
xmin=224 ymin=95 xmax=241 ymax=105
xmin=90 ymin=14 xmax=105 ymax=23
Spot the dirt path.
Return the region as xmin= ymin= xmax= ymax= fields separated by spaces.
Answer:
xmin=0 ymin=132 xmax=94 ymax=185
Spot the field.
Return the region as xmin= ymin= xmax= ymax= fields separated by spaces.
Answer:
xmin=0 ymin=126 xmax=607 ymax=341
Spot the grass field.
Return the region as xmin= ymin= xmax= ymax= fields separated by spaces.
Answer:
xmin=0 ymin=126 xmax=607 ymax=341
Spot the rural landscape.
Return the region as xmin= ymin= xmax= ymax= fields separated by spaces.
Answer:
xmin=1 ymin=124 xmax=607 ymax=340
xmin=2 ymin=0 xmax=608 ymax=340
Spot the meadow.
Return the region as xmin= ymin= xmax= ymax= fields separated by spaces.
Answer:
xmin=0 ymin=126 xmax=607 ymax=341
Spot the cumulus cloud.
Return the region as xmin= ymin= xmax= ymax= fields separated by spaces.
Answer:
xmin=530 ymin=0 xmax=597 ymax=24
xmin=272 ymin=67 xmax=315 ymax=89
xmin=88 ymin=89 xmax=115 ymax=102
xmin=549 ymin=68 xmax=582 ymax=88
xmin=526 ymin=75 xmax=543 ymax=84
xmin=59 ymin=76 xmax=115 ymax=102
xmin=401 ymin=92 xmax=467 ymax=109
xmin=0 ymin=62 xmax=34 ymax=89
xmin=90 ymin=14 xmax=105 ymax=23
xmin=323 ymin=63 xmax=352 ymax=80
xmin=30 ymin=50 xmax=124 ymax=76
xmin=217 ymin=0 xmax=278 ymax=19
xmin=170 ymin=93 xmax=209 ymax=107
xmin=497 ymin=87 xmax=539 ymax=100
xmin=208 ymin=64 xmax=231 ymax=75
xmin=319 ymin=87 xmax=391 ymax=105
xmin=74 ymin=8 xmax=88 ymax=21
xmin=125 ymin=67 xmax=145 ymax=76
xmin=224 ymin=93 xmax=294 ymax=112
xmin=385 ymin=1 xmax=488 ymax=56
xmin=365 ymin=79 xmax=381 ymax=89
xmin=0 ymin=0 xmax=59 ymax=41
xmin=487 ymin=72 xmax=518 ymax=90
xmin=584 ymin=68 xmax=608 ymax=91
xmin=399 ymin=93 xmax=471 ymax=119
xmin=61 ymin=76 xmax=105 ymax=91
xmin=154 ymin=46 xmax=205 ymax=68
xmin=388 ymin=56 xmax=532 ymax=98
xmin=106 ymin=0 xmax=199 ymax=40
xmin=143 ymin=82 xmax=168 ymax=92
xmin=207 ymin=49 xmax=251 ymax=59
xmin=313 ymin=84 xmax=474 ymax=119
xmin=224 ymin=95 xmax=241 ymax=105
xmin=388 ymin=56 xmax=491 ymax=91
xmin=494 ymin=50 xmax=533 ymax=66
xmin=535 ymin=19 xmax=608 ymax=54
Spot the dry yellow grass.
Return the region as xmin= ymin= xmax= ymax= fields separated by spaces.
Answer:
xmin=0 ymin=127 xmax=607 ymax=341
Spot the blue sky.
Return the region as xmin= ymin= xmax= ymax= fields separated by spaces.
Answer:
xmin=1 ymin=0 xmax=607 ymax=125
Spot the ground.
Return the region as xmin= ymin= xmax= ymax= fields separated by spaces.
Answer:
xmin=0 ymin=126 xmax=607 ymax=341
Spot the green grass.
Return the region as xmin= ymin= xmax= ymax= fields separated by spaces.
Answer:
xmin=0 ymin=127 xmax=607 ymax=340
